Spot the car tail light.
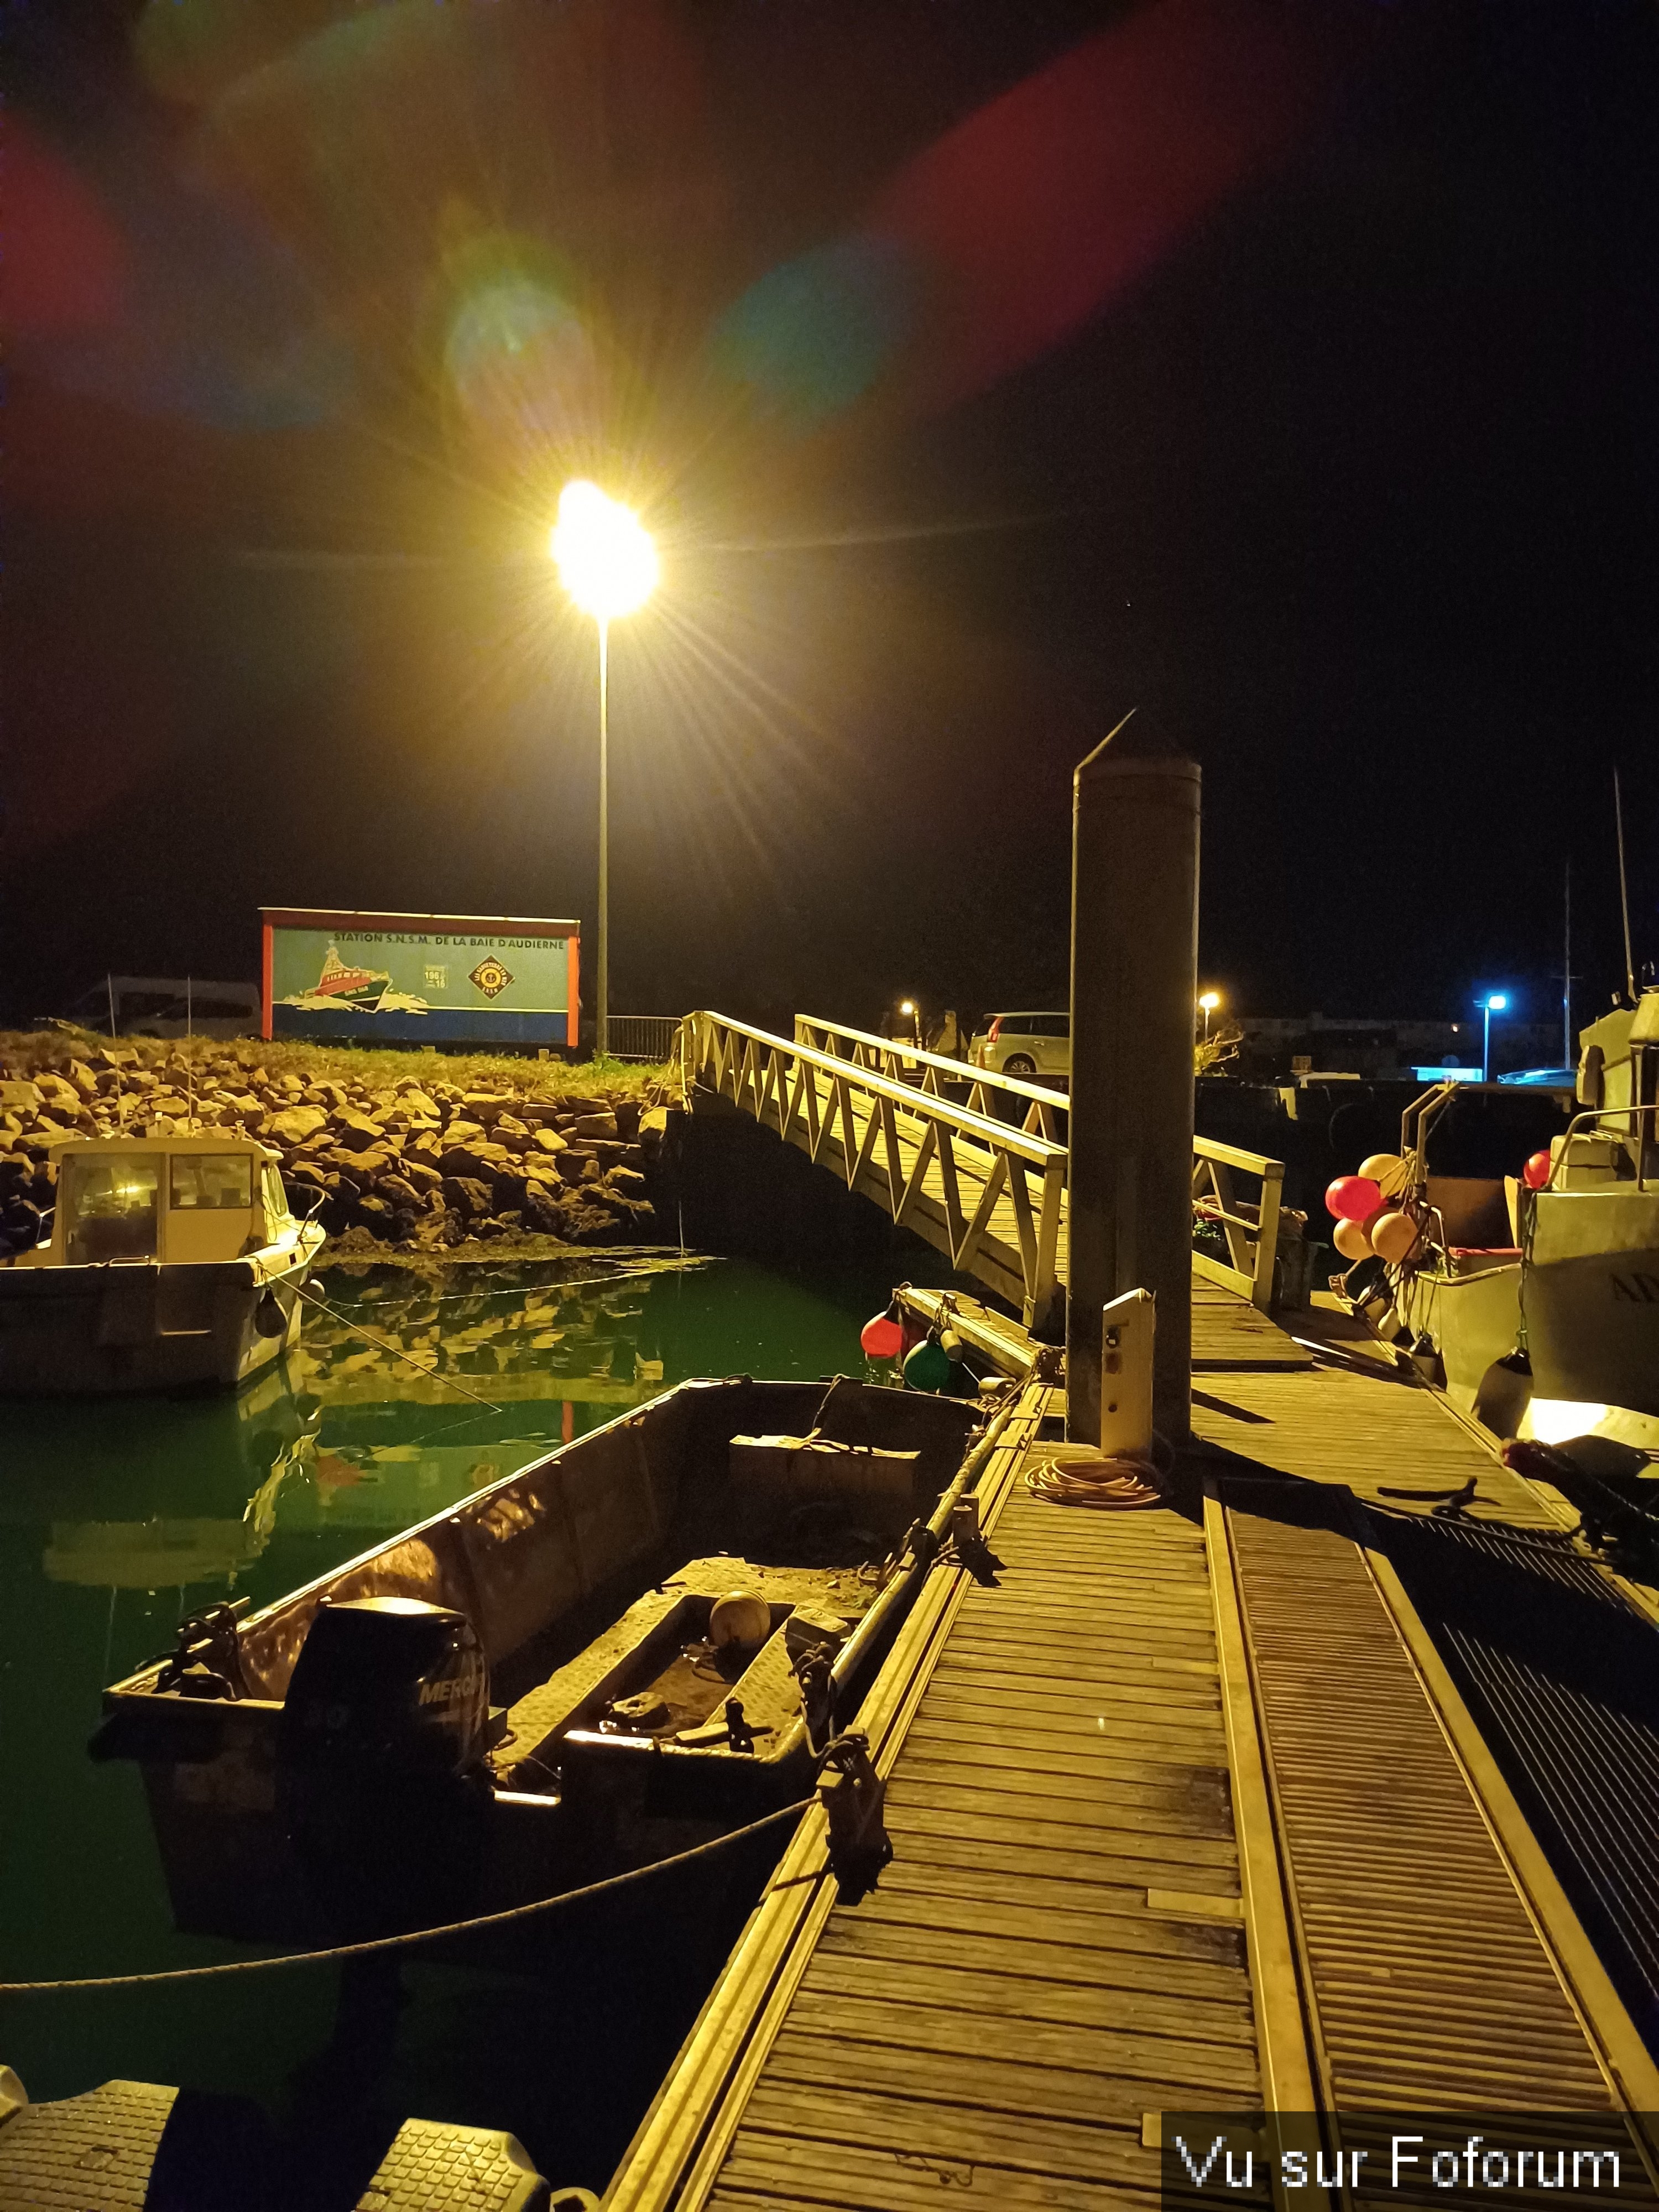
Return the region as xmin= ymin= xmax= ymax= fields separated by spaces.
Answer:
xmin=987 ymin=1017 xmax=1003 ymax=1041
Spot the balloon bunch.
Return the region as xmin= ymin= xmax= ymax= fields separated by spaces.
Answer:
xmin=1324 ymin=1153 xmax=1422 ymax=1267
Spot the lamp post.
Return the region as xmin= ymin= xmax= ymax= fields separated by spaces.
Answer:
xmin=1479 ymin=992 xmax=1507 ymax=1082
xmin=1198 ymin=990 xmax=1221 ymax=1046
xmin=900 ymin=998 xmax=920 ymax=1047
xmin=551 ymin=481 xmax=658 ymax=1060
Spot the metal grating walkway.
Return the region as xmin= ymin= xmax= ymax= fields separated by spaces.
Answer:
xmin=1377 ymin=1510 xmax=1659 ymax=2048
xmin=1222 ymin=1483 xmax=1621 ymax=2111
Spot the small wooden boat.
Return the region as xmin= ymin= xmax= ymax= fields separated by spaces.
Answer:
xmin=94 ymin=1376 xmax=989 ymax=1946
xmin=0 ymin=1135 xmax=325 ymax=1394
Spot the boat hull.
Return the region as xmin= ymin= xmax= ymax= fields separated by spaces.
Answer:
xmin=0 ymin=1241 xmax=319 ymax=1395
xmin=96 ymin=1376 xmax=979 ymax=1945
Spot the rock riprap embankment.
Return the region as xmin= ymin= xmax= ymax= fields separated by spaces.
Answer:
xmin=0 ymin=1041 xmax=669 ymax=1258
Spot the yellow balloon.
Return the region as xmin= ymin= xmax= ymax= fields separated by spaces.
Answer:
xmin=1358 ymin=1152 xmax=1410 ymax=1196
xmin=1369 ymin=1209 xmax=1421 ymax=1265
xmin=1333 ymin=1217 xmax=1373 ymax=1262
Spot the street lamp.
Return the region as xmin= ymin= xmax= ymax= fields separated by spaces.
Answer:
xmin=1478 ymin=992 xmax=1507 ymax=1081
xmin=1198 ymin=989 xmax=1222 ymax=1045
xmin=899 ymin=999 xmax=920 ymax=1046
xmin=551 ymin=481 xmax=658 ymax=1060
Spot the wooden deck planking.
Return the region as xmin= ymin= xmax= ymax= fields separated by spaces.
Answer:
xmin=1188 ymin=1353 xmax=1554 ymax=1522
xmin=609 ymin=1273 xmax=1659 ymax=2212
xmin=706 ymin=1484 xmax=1251 ymax=2211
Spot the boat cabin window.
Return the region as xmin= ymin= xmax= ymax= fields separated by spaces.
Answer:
xmin=169 ymin=1154 xmax=254 ymax=1210
xmin=62 ymin=1154 xmax=161 ymax=1265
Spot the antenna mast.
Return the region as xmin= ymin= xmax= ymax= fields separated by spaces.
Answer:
xmin=1615 ymin=767 xmax=1637 ymax=1002
xmin=1563 ymin=858 xmax=1572 ymax=1068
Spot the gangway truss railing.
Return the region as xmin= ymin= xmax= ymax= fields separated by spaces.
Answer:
xmin=681 ymin=1013 xmax=1290 ymax=1313
xmin=681 ymin=1011 xmax=1067 ymax=1327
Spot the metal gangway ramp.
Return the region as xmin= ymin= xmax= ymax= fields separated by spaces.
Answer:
xmin=678 ymin=1013 xmax=1288 ymax=1332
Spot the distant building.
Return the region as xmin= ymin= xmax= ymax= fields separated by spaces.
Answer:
xmin=1227 ymin=1013 xmax=1559 ymax=1084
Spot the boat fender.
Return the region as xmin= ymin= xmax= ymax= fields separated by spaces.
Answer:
xmin=1473 ymin=1348 xmax=1533 ymax=1441
xmin=816 ymin=1731 xmax=892 ymax=1905
xmin=254 ymin=1290 xmax=286 ymax=1339
xmin=709 ymin=1590 xmax=769 ymax=1647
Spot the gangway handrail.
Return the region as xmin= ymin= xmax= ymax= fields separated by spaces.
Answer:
xmin=794 ymin=1013 xmax=1068 ymax=1135
xmin=682 ymin=1011 xmax=1289 ymax=1313
xmin=684 ymin=1013 xmax=1066 ymax=1167
xmin=679 ymin=1011 xmax=1068 ymax=1326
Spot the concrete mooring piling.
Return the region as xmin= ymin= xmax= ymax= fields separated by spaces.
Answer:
xmin=1065 ymin=711 xmax=1201 ymax=1445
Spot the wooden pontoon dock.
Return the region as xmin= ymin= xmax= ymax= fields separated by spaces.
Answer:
xmin=600 ymin=1018 xmax=1659 ymax=2212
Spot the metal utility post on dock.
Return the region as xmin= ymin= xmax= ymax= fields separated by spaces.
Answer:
xmin=1066 ymin=710 xmax=1200 ymax=1444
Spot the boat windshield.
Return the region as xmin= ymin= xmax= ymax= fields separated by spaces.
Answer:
xmin=169 ymin=1154 xmax=254 ymax=1210
xmin=61 ymin=1154 xmax=162 ymax=1265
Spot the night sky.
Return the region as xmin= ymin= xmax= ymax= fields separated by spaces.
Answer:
xmin=7 ymin=0 xmax=1657 ymax=1042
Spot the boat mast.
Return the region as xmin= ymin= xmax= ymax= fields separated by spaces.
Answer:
xmin=1563 ymin=857 xmax=1572 ymax=1068
xmin=1615 ymin=766 xmax=1637 ymax=1001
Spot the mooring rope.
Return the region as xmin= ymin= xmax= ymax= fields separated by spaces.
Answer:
xmin=0 ymin=1798 xmax=815 ymax=1995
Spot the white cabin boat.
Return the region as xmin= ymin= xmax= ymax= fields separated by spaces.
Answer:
xmin=0 ymin=1136 xmax=325 ymax=1395
xmin=1385 ymin=990 xmax=1659 ymax=1448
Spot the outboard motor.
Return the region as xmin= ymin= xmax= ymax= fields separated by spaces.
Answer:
xmin=278 ymin=1597 xmax=492 ymax=1937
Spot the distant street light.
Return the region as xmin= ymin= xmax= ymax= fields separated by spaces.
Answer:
xmin=1198 ymin=989 xmax=1222 ymax=1045
xmin=1478 ymin=992 xmax=1508 ymax=1081
xmin=551 ymin=481 xmax=659 ymax=1060
xmin=899 ymin=998 xmax=921 ymax=1046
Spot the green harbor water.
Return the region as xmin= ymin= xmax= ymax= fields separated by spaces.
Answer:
xmin=0 ymin=1250 xmax=944 ymax=2192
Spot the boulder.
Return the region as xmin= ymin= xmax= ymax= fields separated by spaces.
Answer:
xmin=530 ymin=1129 xmax=568 ymax=1155
xmin=440 ymin=1175 xmax=496 ymax=1221
xmin=605 ymin=1166 xmax=649 ymax=1198
xmin=441 ymin=1119 xmax=487 ymax=1147
xmin=377 ymin=1175 xmax=422 ymax=1209
xmin=402 ymin=1160 xmax=444 ymax=1193
xmin=269 ymin=1105 xmax=330 ymax=1145
xmin=523 ymin=1182 xmax=566 ymax=1235
xmin=331 ymin=1113 xmax=387 ymax=1151
xmin=572 ymin=1112 xmax=619 ymax=1140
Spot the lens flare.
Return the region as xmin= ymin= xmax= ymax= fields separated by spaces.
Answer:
xmin=551 ymin=482 xmax=658 ymax=621
xmin=711 ymin=234 xmax=918 ymax=429
xmin=446 ymin=274 xmax=598 ymax=451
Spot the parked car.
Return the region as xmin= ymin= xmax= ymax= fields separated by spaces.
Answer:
xmin=968 ymin=1012 xmax=1070 ymax=1080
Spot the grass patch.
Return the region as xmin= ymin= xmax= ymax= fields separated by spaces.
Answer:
xmin=1 ymin=1028 xmax=678 ymax=1102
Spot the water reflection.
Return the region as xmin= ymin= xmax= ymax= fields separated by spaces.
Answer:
xmin=14 ymin=1258 xmax=689 ymax=1629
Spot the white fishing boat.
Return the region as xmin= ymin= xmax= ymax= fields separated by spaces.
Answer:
xmin=1348 ymin=989 xmax=1659 ymax=1449
xmin=0 ymin=1135 xmax=325 ymax=1395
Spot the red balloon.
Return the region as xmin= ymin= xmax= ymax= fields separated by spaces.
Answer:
xmin=860 ymin=1314 xmax=905 ymax=1359
xmin=1523 ymin=1150 xmax=1553 ymax=1191
xmin=1326 ymin=1175 xmax=1384 ymax=1224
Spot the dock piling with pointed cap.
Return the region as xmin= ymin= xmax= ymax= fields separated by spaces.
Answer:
xmin=1066 ymin=709 xmax=1200 ymax=1444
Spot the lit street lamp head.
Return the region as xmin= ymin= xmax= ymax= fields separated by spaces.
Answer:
xmin=551 ymin=481 xmax=658 ymax=621
xmin=1198 ymin=991 xmax=1222 ymax=1013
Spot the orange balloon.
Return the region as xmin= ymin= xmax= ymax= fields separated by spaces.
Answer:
xmin=1332 ymin=1217 xmax=1373 ymax=1262
xmin=1369 ymin=1209 xmax=1421 ymax=1265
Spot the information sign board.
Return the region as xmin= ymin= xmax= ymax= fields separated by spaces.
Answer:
xmin=261 ymin=909 xmax=580 ymax=1047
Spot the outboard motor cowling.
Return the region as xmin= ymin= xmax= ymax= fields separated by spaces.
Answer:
xmin=278 ymin=1597 xmax=491 ymax=1936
